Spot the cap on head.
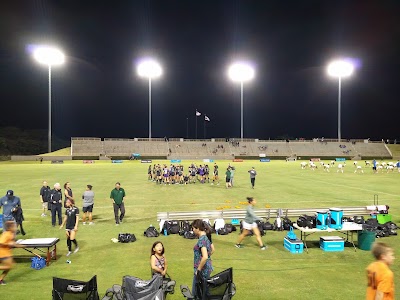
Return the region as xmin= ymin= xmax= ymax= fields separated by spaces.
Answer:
xmin=6 ymin=190 xmax=14 ymax=197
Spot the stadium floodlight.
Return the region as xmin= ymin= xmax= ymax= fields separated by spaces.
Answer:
xmin=327 ymin=59 xmax=355 ymax=142
xmin=227 ymin=62 xmax=255 ymax=139
xmin=32 ymin=45 xmax=65 ymax=153
xmin=137 ymin=58 xmax=162 ymax=140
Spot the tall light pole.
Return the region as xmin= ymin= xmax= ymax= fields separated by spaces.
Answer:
xmin=137 ymin=58 xmax=162 ymax=140
xmin=33 ymin=46 xmax=65 ymax=153
xmin=327 ymin=59 xmax=354 ymax=142
xmin=228 ymin=62 xmax=255 ymax=140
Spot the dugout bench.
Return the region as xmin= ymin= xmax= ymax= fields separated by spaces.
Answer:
xmin=157 ymin=206 xmax=379 ymax=223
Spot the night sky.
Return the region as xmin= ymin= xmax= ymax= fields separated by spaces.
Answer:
xmin=1 ymin=1 xmax=399 ymax=141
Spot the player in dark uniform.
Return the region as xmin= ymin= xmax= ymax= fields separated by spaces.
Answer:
xmin=60 ymin=199 xmax=79 ymax=256
xmin=212 ymin=163 xmax=219 ymax=185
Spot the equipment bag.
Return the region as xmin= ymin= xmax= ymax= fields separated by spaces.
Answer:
xmin=224 ymin=224 xmax=233 ymax=233
xmin=297 ymin=215 xmax=316 ymax=228
xmin=144 ymin=226 xmax=159 ymax=238
xmin=263 ymin=221 xmax=274 ymax=231
xmin=118 ymin=233 xmax=136 ymax=243
xmin=102 ymin=284 xmax=123 ymax=300
xmin=183 ymin=230 xmax=196 ymax=239
xmin=179 ymin=221 xmax=192 ymax=235
xmin=255 ymin=220 xmax=266 ymax=236
xmin=164 ymin=220 xmax=180 ymax=234
xmin=31 ymin=256 xmax=46 ymax=270
xmin=282 ymin=217 xmax=293 ymax=231
xmin=353 ymin=216 xmax=365 ymax=224
xmin=217 ymin=228 xmax=228 ymax=235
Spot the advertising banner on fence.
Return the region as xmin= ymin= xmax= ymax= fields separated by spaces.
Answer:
xmin=170 ymin=159 xmax=181 ymax=163
xmin=260 ymin=158 xmax=270 ymax=162
xmin=311 ymin=158 xmax=320 ymax=162
xmin=336 ymin=158 xmax=346 ymax=162
xmin=141 ymin=160 xmax=152 ymax=163
xmin=51 ymin=160 xmax=64 ymax=164
xmin=83 ymin=160 xmax=95 ymax=164
xmin=112 ymin=160 xmax=123 ymax=163
xmin=259 ymin=154 xmax=266 ymax=158
xmin=203 ymin=159 xmax=214 ymax=163
xmin=233 ymin=159 xmax=243 ymax=162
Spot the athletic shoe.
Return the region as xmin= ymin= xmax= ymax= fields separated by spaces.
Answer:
xmin=41 ymin=213 xmax=46 ymax=217
xmin=82 ymin=222 xmax=86 ymax=225
xmin=235 ymin=244 xmax=243 ymax=249
xmin=116 ymin=223 xmax=119 ymax=226
xmin=0 ymin=280 xmax=7 ymax=285
xmin=73 ymin=247 xmax=79 ymax=254
xmin=89 ymin=222 xmax=94 ymax=225
xmin=66 ymin=251 xmax=72 ymax=257
xmin=260 ymin=245 xmax=267 ymax=250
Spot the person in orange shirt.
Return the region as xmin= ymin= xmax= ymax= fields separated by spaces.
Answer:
xmin=0 ymin=221 xmax=25 ymax=285
xmin=366 ymin=242 xmax=395 ymax=300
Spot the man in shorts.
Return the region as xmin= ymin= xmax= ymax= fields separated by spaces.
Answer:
xmin=82 ymin=185 xmax=94 ymax=225
xmin=110 ymin=182 xmax=126 ymax=225
xmin=39 ymin=181 xmax=51 ymax=217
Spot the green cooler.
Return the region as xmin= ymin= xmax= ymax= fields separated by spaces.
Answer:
xmin=358 ymin=230 xmax=376 ymax=251
xmin=377 ymin=214 xmax=392 ymax=224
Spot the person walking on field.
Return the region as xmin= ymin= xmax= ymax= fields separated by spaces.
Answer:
xmin=366 ymin=242 xmax=395 ymax=300
xmin=235 ymin=197 xmax=266 ymax=250
xmin=60 ymin=199 xmax=79 ymax=256
xmin=110 ymin=182 xmax=125 ymax=225
xmin=82 ymin=185 xmax=94 ymax=225
xmin=248 ymin=167 xmax=257 ymax=189
xmin=39 ymin=181 xmax=51 ymax=217
xmin=225 ymin=168 xmax=231 ymax=189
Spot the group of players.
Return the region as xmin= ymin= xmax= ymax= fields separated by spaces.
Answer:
xmin=147 ymin=163 xmax=222 ymax=185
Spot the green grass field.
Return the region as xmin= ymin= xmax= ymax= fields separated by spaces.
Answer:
xmin=0 ymin=159 xmax=399 ymax=299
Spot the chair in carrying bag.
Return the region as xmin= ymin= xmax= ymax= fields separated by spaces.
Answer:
xmin=180 ymin=268 xmax=236 ymax=300
xmin=52 ymin=276 xmax=99 ymax=300
xmin=122 ymin=274 xmax=164 ymax=300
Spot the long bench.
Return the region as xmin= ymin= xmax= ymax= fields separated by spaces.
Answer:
xmin=157 ymin=206 xmax=381 ymax=222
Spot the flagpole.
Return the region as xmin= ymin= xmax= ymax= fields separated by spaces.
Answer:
xmin=204 ymin=120 xmax=206 ymax=139
xmin=186 ymin=117 xmax=189 ymax=139
xmin=195 ymin=115 xmax=198 ymax=139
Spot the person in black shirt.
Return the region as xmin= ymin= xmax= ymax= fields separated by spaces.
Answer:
xmin=60 ymin=199 xmax=79 ymax=256
xmin=50 ymin=183 xmax=63 ymax=227
xmin=64 ymin=182 xmax=74 ymax=208
xmin=39 ymin=181 xmax=51 ymax=217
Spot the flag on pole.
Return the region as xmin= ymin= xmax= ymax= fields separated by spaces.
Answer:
xmin=196 ymin=110 xmax=201 ymax=116
xmin=205 ymin=115 xmax=210 ymax=122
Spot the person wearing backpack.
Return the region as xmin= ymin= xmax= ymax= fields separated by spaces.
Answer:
xmin=235 ymin=197 xmax=267 ymax=250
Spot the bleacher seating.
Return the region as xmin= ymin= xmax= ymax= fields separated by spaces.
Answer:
xmin=70 ymin=138 xmax=392 ymax=159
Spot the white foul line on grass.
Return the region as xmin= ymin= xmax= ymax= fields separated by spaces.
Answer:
xmin=289 ymin=175 xmax=400 ymax=198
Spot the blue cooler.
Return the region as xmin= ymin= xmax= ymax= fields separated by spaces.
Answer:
xmin=320 ymin=236 xmax=344 ymax=252
xmin=284 ymin=237 xmax=304 ymax=254
xmin=316 ymin=210 xmax=328 ymax=230
xmin=329 ymin=208 xmax=343 ymax=229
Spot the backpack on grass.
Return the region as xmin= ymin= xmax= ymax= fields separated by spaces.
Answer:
xmin=118 ymin=233 xmax=136 ymax=243
xmin=144 ymin=226 xmax=159 ymax=238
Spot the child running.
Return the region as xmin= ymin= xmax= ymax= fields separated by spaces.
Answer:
xmin=60 ymin=199 xmax=79 ymax=256
xmin=366 ymin=242 xmax=395 ymax=300
xmin=150 ymin=241 xmax=168 ymax=277
xmin=235 ymin=197 xmax=267 ymax=250
xmin=0 ymin=221 xmax=25 ymax=285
